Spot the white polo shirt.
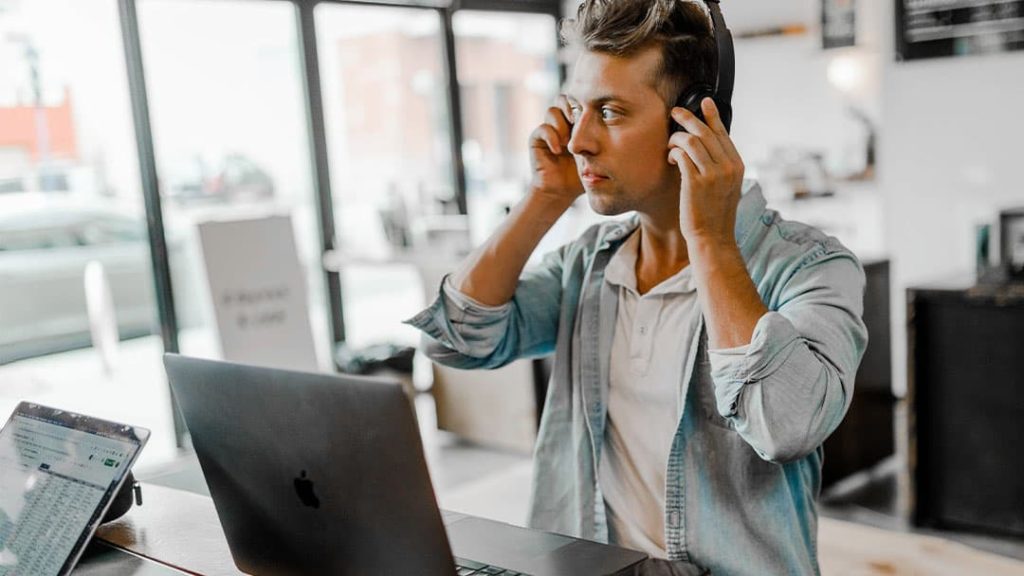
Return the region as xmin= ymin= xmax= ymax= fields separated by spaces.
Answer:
xmin=599 ymin=230 xmax=703 ymax=559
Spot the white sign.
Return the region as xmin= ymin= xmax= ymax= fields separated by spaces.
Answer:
xmin=198 ymin=215 xmax=319 ymax=372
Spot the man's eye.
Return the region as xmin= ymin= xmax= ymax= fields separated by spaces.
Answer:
xmin=600 ymin=107 xmax=619 ymax=121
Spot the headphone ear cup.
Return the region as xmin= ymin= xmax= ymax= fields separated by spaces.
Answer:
xmin=673 ymin=85 xmax=713 ymax=131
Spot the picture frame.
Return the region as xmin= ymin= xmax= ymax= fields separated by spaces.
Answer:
xmin=1000 ymin=208 xmax=1024 ymax=280
xmin=822 ymin=0 xmax=856 ymax=49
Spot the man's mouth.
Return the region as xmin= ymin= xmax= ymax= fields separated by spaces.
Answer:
xmin=580 ymin=168 xmax=609 ymax=185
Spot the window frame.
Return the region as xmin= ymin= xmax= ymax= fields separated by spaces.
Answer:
xmin=114 ymin=0 xmax=562 ymax=445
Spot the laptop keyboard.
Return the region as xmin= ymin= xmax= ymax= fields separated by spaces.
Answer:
xmin=455 ymin=556 xmax=531 ymax=575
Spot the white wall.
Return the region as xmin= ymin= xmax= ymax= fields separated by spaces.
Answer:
xmin=734 ymin=1 xmax=1024 ymax=396
xmin=730 ymin=34 xmax=866 ymax=179
xmin=875 ymin=0 xmax=1024 ymax=395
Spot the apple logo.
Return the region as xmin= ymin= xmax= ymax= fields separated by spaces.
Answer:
xmin=293 ymin=470 xmax=320 ymax=509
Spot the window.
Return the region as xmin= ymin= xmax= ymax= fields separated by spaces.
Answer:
xmin=316 ymin=4 xmax=456 ymax=348
xmin=0 ymin=0 xmax=176 ymax=468
xmin=452 ymin=10 xmax=560 ymax=244
xmin=137 ymin=0 xmax=331 ymax=365
xmin=0 ymin=1 xmax=565 ymax=455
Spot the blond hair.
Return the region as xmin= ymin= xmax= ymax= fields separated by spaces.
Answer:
xmin=561 ymin=0 xmax=716 ymax=106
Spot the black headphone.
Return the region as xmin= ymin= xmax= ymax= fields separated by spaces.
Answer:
xmin=672 ymin=0 xmax=735 ymax=133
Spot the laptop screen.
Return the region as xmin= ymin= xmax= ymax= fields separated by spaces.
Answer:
xmin=0 ymin=402 xmax=149 ymax=576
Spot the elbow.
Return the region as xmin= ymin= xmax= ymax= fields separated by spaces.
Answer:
xmin=422 ymin=336 xmax=459 ymax=363
xmin=419 ymin=333 xmax=514 ymax=370
xmin=741 ymin=381 xmax=843 ymax=465
xmin=743 ymin=357 xmax=851 ymax=464
xmin=420 ymin=334 xmax=484 ymax=369
xmin=748 ymin=404 xmax=845 ymax=465
xmin=751 ymin=433 xmax=819 ymax=464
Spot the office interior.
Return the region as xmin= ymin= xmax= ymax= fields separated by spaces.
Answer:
xmin=1 ymin=0 xmax=1023 ymax=573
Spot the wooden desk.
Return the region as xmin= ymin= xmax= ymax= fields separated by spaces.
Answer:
xmin=75 ymin=542 xmax=187 ymax=575
xmin=92 ymin=484 xmax=242 ymax=575
xmin=83 ymin=483 xmax=1024 ymax=575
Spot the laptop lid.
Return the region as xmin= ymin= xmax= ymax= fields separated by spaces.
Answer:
xmin=163 ymin=353 xmax=457 ymax=576
xmin=0 ymin=402 xmax=150 ymax=576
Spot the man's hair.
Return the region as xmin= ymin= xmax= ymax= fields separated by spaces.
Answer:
xmin=561 ymin=0 xmax=716 ymax=108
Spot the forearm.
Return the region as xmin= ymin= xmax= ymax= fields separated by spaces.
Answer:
xmin=688 ymin=237 xmax=767 ymax=349
xmin=451 ymin=191 xmax=572 ymax=306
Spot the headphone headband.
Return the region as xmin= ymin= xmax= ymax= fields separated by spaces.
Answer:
xmin=702 ymin=0 xmax=734 ymax=132
xmin=704 ymin=2 xmax=733 ymax=104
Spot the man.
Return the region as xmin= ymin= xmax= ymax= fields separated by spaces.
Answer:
xmin=407 ymin=1 xmax=867 ymax=574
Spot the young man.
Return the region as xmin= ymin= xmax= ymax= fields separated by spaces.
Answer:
xmin=407 ymin=1 xmax=867 ymax=574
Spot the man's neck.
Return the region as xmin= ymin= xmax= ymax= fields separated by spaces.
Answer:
xmin=634 ymin=214 xmax=690 ymax=295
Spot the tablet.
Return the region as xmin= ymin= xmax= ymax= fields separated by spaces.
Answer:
xmin=0 ymin=402 xmax=149 ymax=576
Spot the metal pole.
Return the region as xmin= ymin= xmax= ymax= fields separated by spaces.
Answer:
xmin=296 ymin=0 xmax=347 ymax=347
xmin=440 ymin=6 xmax=468 ymax=216
xmin=117 ymin=0 xmax=187 ymax=445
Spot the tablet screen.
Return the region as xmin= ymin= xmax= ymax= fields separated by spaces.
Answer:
xmin=0 ymin=403 xmax=149 ymax=576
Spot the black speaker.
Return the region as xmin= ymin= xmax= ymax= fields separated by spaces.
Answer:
xmin=907 ymin=283 xmax=1024 ymax=537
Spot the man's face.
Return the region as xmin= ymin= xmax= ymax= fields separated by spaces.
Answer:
xmin=565 ymin=45 xmax=680 ymax=216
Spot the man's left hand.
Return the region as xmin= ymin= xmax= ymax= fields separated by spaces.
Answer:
xmin=667 ymin=97 xmax=745 ymax=246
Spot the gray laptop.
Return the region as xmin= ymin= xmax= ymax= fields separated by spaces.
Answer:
xmin=164 ymin=354 xmax=646 ymax=576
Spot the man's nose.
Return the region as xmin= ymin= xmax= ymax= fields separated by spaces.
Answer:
xmin=567 ymin=112 xmax=598 ymax=156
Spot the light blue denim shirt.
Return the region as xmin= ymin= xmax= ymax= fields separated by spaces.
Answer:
xmin=406 ymin=181 xmax=868 ymax=575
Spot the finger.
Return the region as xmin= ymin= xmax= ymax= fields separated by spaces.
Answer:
xmin=544 ymin=106 xmax=573 ymax=143
xmin=701 ymin=98 xmax=728 ymax=137
xmin=668 ymin=147 xmax=698 ymax=179
xmin=556 ymin=94 xmax=575 ymax=126
xmin=553 ymin=94 xmax=577 ymax=139
xmin=531 ymin=123 xmax=565 ymax=156
xmin=669 ymin=133 xmax=716 ymax=175
xmin=670 ymin=106 xmax=727 ymax=163
xmin=701 ymin=98 xmax=742 ymax=161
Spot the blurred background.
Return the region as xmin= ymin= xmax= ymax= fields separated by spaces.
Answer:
xmin=1 ymin=0 xmax=1022 ymax=573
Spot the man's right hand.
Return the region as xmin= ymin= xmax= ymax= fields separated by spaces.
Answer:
xmin=528 ymin=95 xmax=584 ymax=204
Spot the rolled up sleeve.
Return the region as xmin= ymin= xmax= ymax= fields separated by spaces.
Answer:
xmin=404 ymin=248 xmax=565 ymax=370
xmin=708 ymin=251 xmax=868 ymax=463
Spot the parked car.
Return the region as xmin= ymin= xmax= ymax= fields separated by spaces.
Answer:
xmin=0 ymin=197 xmax=196 ymax=364
xmin=164 ymin=154 xmax=275 ymax=205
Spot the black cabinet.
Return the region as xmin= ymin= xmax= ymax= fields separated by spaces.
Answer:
xmin=906 ymin=282 xmax=1024 ymax=537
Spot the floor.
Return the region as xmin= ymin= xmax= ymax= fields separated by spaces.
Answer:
xmin=818 ymin=457 xmax=1024 ymax=563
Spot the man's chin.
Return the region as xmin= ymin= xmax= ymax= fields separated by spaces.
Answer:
xmin=585 ymin=190 xmax=629 ymax=216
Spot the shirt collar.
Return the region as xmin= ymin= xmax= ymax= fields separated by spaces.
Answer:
xmin=604 ymin=229 xmax=639 ymax=291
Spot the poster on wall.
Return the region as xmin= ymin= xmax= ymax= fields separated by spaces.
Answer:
xmin=896 ymin=0 xmax=1024 ymax=61
xmin=823 ymin=0 xmax=856 ymax=49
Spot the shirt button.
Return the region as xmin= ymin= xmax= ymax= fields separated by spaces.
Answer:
xmin=639 ymin=326 xmax=646 ymax=335
xmin=668 ymin=510 xmax=680 ymax=527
